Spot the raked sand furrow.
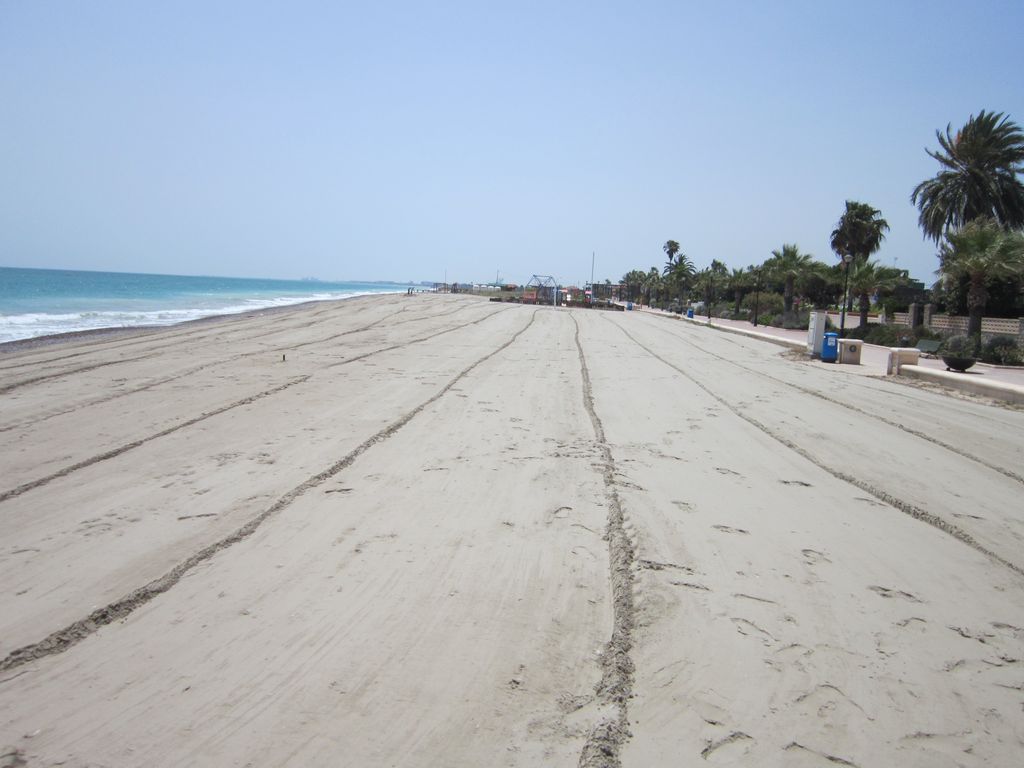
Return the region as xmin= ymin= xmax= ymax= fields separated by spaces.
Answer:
xmin=634 ymin=313 xmax=1024 ymax=486
xmin=0 ymin=309 xmax=538 ymax=672
xmin=0 ymin=303 xmax=511 ymax=501
xmin=1 ymin=297 xmax=1021 ymax=768
xmin=571 ymin=309 xmax=1023 ymax=766
xmin=0 ymin=300 xmax=471 ymax=434
xmin=607 ymin=316 xmax=1024 ymax=576
xmin=572 ymin=314 xmax=637 ymax=768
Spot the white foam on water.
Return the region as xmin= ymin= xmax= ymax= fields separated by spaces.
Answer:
xmin=0 ymin=290 xmax=390 ymax=344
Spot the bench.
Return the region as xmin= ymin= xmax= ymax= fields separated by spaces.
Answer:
xmin=915 ymin=338 xmax=941 ymax=358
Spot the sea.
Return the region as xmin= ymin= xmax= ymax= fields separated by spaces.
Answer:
xmin=0 ymin=266 xmax=421 ymax=344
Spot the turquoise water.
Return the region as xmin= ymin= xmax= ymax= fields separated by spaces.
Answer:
xmin=0 ymin=267 xmax=420 ymax=343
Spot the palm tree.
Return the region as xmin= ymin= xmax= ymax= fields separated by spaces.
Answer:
xmin=641 ymin=268 xmax=662 ymax=306
xmin=663 ymin=250 xmax=695 ymax=305
xmin=911 ymin=110 xmax=1024 ymax=243
xmin=663 ymin=240 xmax=681 ymax=265
xmin=728 ymin=268 xmax=751 ymax=315
xmin=830 ymin=201 xmax=890 ymax=265
xmin=620 ymin=269 xmax=646 ymax=303
xmin=799 ymin=261 xmax=843 ymax=310
xmin=846 ymin=261 xmax=901 ymax=328
xmin=693 ymin=268 xmax=719 ymax=318
xmin=830 ymin=202 xmax=889 ymax=314
xmin=938 ymin=218 xmax=1024 ymax=339
xmin=767 ymin=244 xmax=814 ymax=315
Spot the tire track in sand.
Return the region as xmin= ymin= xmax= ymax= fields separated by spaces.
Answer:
xmin=0 ymin=305 xmax=514 ymax=504
xmin=638 ymin=316 xmax=1024 ymax=487
xmin=0 ymin=296 xmax=466 ymax=375
xmin=573 ymin=314 xmax=637 ymax=768
xmin=608 ymin=316 xmax=1024 ymax=578
xmin=0 ymin=302 xmax=464 ymax=434
xmin=0 ymin=298 xmax=465 ymax=404
xmin=0 ymin=354 xmax=157 ymax=395
xmin=0 ymin=309 xmax=538 ymax=672
xmin=0 ymin=292 xmax=400 ymax=371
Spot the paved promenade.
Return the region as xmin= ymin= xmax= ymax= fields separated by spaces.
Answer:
xmin=636 ymin=307 xmax=1024 ymax=389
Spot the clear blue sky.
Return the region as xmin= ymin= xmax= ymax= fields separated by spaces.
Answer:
xmin=2 ymin=0 xmax=1023 ymax=286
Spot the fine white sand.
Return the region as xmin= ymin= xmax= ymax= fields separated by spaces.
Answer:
xmin=0 ymin=294 xmax=1021 ymax=767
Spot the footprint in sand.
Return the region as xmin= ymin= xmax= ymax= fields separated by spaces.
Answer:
xmin=713 ymin=524 xmax=750 ymax=535
xmin=731 ymin=617 xmax=775 ymax=644
xmin=868 ymin=585 xmax=922 ymax=602
xmin=801 ymin=548 xmax=831 ymax=565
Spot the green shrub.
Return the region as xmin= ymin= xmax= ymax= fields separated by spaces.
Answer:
xmin=913 ymin=325 xmax=941 ymax=341
xmin=980 ymin=335 xmax=1023 ymax=365
xmin=842 ymin=325 xmax=870 ymax=340
xmin=863 ymin=325 xmax=903 ymax=346
xmin=742 ymin=292 xmax=784 ymax=317
xmin=942 ymin=334 xmax=977 ymax=357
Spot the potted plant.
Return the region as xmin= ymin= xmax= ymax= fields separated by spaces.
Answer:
xmin=940 ymin=334 xmax=977 ymax=372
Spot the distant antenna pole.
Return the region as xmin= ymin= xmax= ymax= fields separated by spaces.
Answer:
xmin=591 ymin=251 xmax=595 ymax=289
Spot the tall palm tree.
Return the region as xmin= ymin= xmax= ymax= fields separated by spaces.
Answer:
xmin=663 ymin=250 xmax=695 ymax=304
xmin=830 ymin=201 xmax=890 ymax=264
xmin=830 ymin=201 xmax=889 ymax=313
xmin=663 ymin=240 xmax=681 ymax=265
xmin=846 ymin=261 xmax=901 ymax=328
xmin=938 ymin=218 xmax=1024 ymax=339
xmin=912 ymin=110 xmax=1024 ymax=242
xmin=767 ymin=244 xmax=813 ymax=315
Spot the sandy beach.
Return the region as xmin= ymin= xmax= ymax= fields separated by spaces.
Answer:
xmin=1 ymin=293 xmax=1022 ymax=767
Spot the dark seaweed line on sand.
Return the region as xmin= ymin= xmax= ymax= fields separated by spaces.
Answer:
xmin=0 ymin=305 xmax=512 ymax=503
xmin=573 ymin=315 xmax=636 ymax=768
xmin=645 ymin=317 xmax=1024 ymax=487
xmin=0 ymin=310 xmax=538 ymax=673
xmin=611 ymin=318 xmax=1024 ymax=578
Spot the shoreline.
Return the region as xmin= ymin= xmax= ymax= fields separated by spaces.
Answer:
xmin=0 ymin=292 xmax=389 ymax=355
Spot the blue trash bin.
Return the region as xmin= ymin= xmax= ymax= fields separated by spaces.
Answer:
xmin=822 ymin=332 xmax=839 ymax=362
xmin=626 ymin=301 xmax=633 ymax=311
xmin=686 ymin=308 xmax=694 ymax=318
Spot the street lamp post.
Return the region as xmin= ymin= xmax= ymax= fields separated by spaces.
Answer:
xmin=839 ymin=253 xmax=853 ymax=336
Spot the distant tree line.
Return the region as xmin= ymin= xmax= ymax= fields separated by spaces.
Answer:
xmin=617 ymin=110 xmax=1024 ymax=344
